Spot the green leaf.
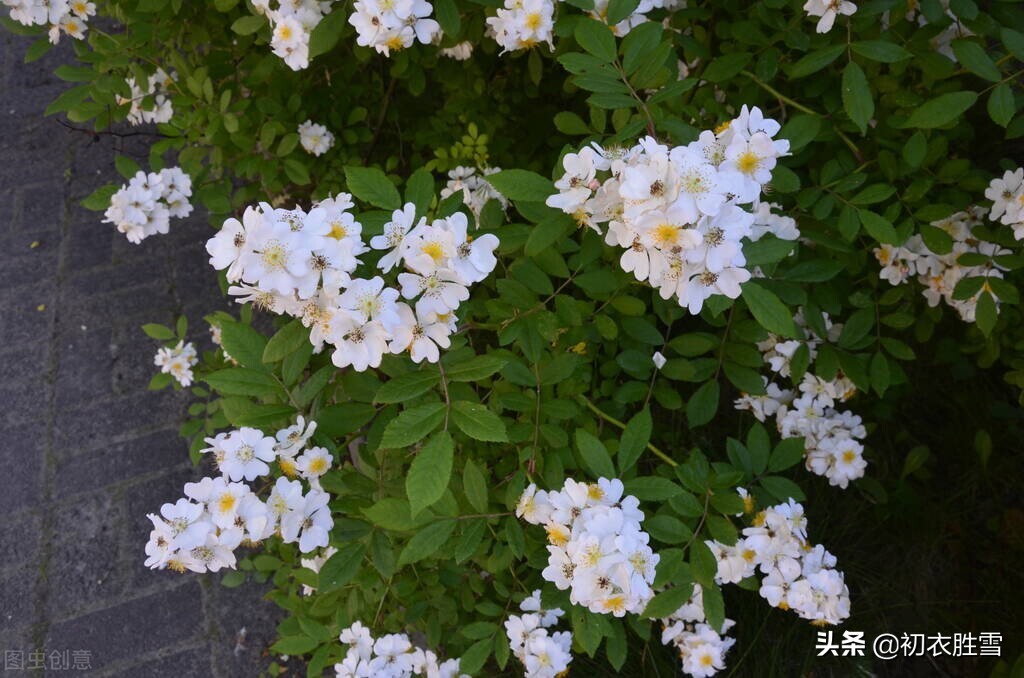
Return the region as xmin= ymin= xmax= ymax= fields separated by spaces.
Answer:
xmin=220 ymin=400 xmax=296 ymax=428
xmin=618 ymin=407 xmax=652 ymax=472
xmin=459 ymin=638 xmax=492 ymax=675
xmin=271 ymin=636 xmax=318 ymax=655
xmin=858 ymin=209 xmax=899 ymax=245
xmin=902 ymin=131 xmax=927 ymax=168
xmin=485 ymin=170 xmax=554 ymax=203
xmin=306 ymin=8 xmax=345 ymax=57
xmin=851 ymin=40 xmax=913 ymax=63
xmin=903 ymin=91 xmax=978 ymax=129
xmin=741 ymin=282 xmax=799 ymax=337
xmin=407 ymin=431 xmax=454 ymax=516
xmin=574 ymin=18 xmax=617 ymax=63
xmin=374 ymin=370 xmax=441 ymax=403
xmin=976 ymin=291 xmax=997 ymax=336
xmin=204 ymin=368 xmax=282 ymax=397
xmin=405 ymin=169 xmax=434 ymax=216
xmin=451 ymin=401 xmax=508 ymax=442
xmin=951 ymin=40 xmax=1000 ymax=82
xmin=553 ymin=111 xmax=591 ymax=135
xmin=316 ymin=402 xmax=377 ymax=438
xmin=231 ymin=15 xmax=265 ymax=35
xmin=284 ymin=158 xmax=310 ymax=185
xmin=701 ymin=53 xmax=752 ymax=83
xmin=398 ymin=519 xmax=456 ymax=566
xmin=380 ymin=403 xmax=446 ymax=448
xmin=318 ymin=544 xmax=366 ymax=592
xmin=787 ymin=44 xmax=845 ymax=79
xmin=642 ymin=583 xmax=695 ymax=619
xmin=525 ymin=212 xmax=573 ymax=256
xmin=759 ymin=475 xmax=805 ymax=502
xmin=576 ymin=429 xmax=616 ymax=479
xmin=445 ymin=355 xmax=508 ymax=382
xmin=115 ymin=155 xmax=141 ymax=180
xmin=433 ymin=0 xmax=461 ymax=38
xmin=262 ymin=320 xmax=309 ymax=363
xmin=702 ymin=583 xmax=725 ymax=632
xmin=623 ymin=476 xmax=683 ymax=501
xmin=690 ymin=540 xmax=717 ymax=588
xmin=841 ymin=62 xmax=873 ymax=135
xmin=768 ymin=437 xmax=806 ymax=472
xmin=686 ymin=380 xmax=720 ymax=428
xmin=219 ymin=321 xmax=269 ymax=370
xmin=463 ymin=458 xmax=489 ymax=513
xmin=344 ymin=166 xmax=401 ymax=210
xmin=988 ymin=84 xmax=1015 ymax=128
xmin=142 ymin=323 xmax=175 ymax=340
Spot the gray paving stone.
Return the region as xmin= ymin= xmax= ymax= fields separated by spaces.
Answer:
xmin=0 ymin=420 xmax=46 ymax=514
xmin=0 ymin=28 xmax=280 ymax=678
xmin=44 ymin=583 xmax=204 ymax=672
xmin=106 ymin=644 xmax=213 ymax=677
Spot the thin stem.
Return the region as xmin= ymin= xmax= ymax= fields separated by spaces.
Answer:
xmin=576 ymin=395 xmax=676 ymax=467
xmin=438 ymin=361 xmax=451 ymax=431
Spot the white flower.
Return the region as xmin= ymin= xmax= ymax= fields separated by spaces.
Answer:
xmin=803 ymin=0 xmax=856 ymax=33
xmin=153 ymin=340 xmax=198 ymax=387
xmin=298 ymin=120 xmax=335 ymax=156
xmin=278 ymin=486 xmax=332 ymax=552
xmin=214 ymin=427 xmax=278 ymax=482
xmin=295 ymin=446 xmax=333 ymax=482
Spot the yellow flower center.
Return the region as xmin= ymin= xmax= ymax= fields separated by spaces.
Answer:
xmin=736 ymin=150 xmax=761 ymax=174
xmin=217 ymin=493 xmax=236 ymax=514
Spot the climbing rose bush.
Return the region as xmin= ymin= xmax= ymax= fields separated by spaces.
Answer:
xmin=6 ymin=0 xmax=1024 ymax=674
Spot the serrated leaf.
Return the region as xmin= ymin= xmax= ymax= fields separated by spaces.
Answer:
xmin=575 ymin=429 xmax=616 ymax=479
xmin=485 ymin=169 xmax=554 ymax=203
xmin=397 ymin=519 xmax=456 ymax=566
xmin=842 ymin=62 xmax=873 ymax=135
xmin=344 ymin=166 xmax=401 ymax=210
xmin=407 ymin=431 xmax=454 ymax=516
xmin=318 ymin=544 xmax=366 ymax=592
xmin=262 ymin=320 xmax=309 ymax=363
xmin=374 ymin=370 xmax=441 ymax=404
xmin=618 ymin=407 xmax=652 ymax=472
xmin=741 ymin=282 xmax=799 ymax=337
xmin=380 ymin=403 xmax=446 ymax=448
xmin=903 ymin=91 xmax=977 ymax=129
xmin=451 ymin=401 xmax=508 ymax=442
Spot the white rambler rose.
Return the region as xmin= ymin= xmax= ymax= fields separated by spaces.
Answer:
xmin=298 ymin=119 xmax=335 ymax=156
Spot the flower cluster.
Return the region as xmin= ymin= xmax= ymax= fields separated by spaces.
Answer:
xmin=504 ymin=591 xmax=572 ymax=678
xmin=153 ymin=340 xmax=197 ymax=387
xmin=546 ymin=106 xmax=794 ymax=315
xmin=103 ymin=167 xmax=193 ymax=244
xmin=707 ymin=499 xmax=851 ymax=626
xmin=298 ymin=119 xmax=335 ymax=156
xmin=205 ymin=195 xmax=500 ymax=370
xmin=439 ymin=166 xmax=507 ymax=225
xmin=252 ymin=0 xmax=334 ymax=70
xmin=486 ymin=0 xmax=555 ymax=53
xmin=3 ymin=0 xmax=93 ymax=43
xmin=334 ymin=621 xmax=467 ymax=678
xmin=802 ymin=0 xmax=855 ymax=34
xmin=986 ymin=168 xmax=1024 ymax=240
xmin=659 ymin=584 xmax=736 ymax=678
xmin=118 ymin=68 xmax=174 ymax=126
xmin=736 ymin=310 xmax=868 ymax=489
xmin=874 ymin=207 xmax=1010 ymax=322
xmin=349 ymin=0 xmax=440 ymax=56
xmin=516 ymin=477 xmax=659 ymax=617
xmin=144 ymin=418 xmax=334 ymax=573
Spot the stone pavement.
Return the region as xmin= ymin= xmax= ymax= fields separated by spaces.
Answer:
xmin=0 ymin=33 xmax=281 ymax=677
